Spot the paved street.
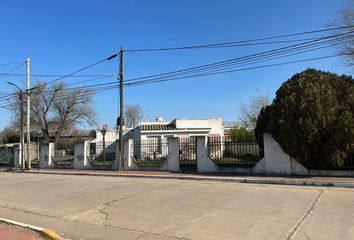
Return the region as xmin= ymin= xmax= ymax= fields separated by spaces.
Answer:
xmin=0 ymin=173 xmax=353 ymax=240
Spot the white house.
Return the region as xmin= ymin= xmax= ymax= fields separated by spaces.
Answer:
xmin=125 ymin=117 xmax=224 ymax=164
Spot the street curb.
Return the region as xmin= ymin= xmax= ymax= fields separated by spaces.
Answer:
xmin=25 ymin=170 xmax=354 ymax=188
xmin=0 ymin=217 xmax=69 ymax=240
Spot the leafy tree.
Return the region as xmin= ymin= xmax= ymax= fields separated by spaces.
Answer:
xmin=230 ymin=127 xmax=255 ymax=141
xmin=255 ymin=69 xmax=354 ymax=168
xmin=239 ymin=91 xmax=271 ymax=130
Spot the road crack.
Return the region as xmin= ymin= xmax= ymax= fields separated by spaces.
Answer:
xmin=75 ymin=184 xmax=175 ymax=226
xmin=286 ymin=189 xmax=323 ymax=240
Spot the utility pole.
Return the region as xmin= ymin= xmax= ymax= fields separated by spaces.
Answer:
xmin=20 ymin=89 xmax=25 ymax=171
xmin=7 ymin=82 xmax=25 ymax=171
xmin=118 ymin=47 xmax=124 ymax=171
xmin=26 ymin=57 xmax=31 ymax=170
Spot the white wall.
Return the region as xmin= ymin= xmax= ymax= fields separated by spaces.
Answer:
xmin=263 ymin=134 xmax=308 ymax=175
xmin=172 ymin=118 xmax=224 ymax=136
xmin=91 ymin=130 xmax=119 ymax=143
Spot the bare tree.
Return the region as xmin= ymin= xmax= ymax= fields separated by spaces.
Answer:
xmin=239 ymin=91 xmax=271 ymax=130
xmin=330 ymin=0 xmax=354 ymax=66
xmin=124 ymin=105 xmax=144 ymax=128
xmin=10 ymin=81 xmax=97 ymax=143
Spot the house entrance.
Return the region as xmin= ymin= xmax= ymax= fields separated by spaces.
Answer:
xmin=179 ymin=137 xmax=197 ymax=171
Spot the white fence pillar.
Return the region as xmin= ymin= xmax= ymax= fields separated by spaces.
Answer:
xmin=13 ymin=145 xmax=21 ymax=168
xmin=124 ymin=139 xmax=139 ymax=170
xmin=167 ymin=137 xmax=180 ymax=172
xmin=111 ymin=141 xmax=119 ymax=170
xmin=196 ymin=136 xmax=218 ymax=172
xmin=263 ymin=133 xmax=308 ymax=175
xmin=39 ymin=142 xmax=54 ymax=168
xmin=74 ymin=141 xmax=89 ymax=169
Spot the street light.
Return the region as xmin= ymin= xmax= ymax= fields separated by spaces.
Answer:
xmin=99 ymin=125 xmax=107 ymax=165
xmin=7 ymin=81 xmax=25 ymax=172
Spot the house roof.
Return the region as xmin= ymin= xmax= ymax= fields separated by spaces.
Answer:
xmin=139 ymin=124 xmax=211 ymax=132
xmin=140 ymin=124 xmax=176 ymax=131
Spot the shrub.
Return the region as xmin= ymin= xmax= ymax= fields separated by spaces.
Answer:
xmin=255 ymin=68 xmax=354 ymax=168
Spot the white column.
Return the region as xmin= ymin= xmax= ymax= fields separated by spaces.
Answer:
xmin=196 ymin=136 xmax=218 ymax=172
xmin=39 ymin=143 xmax=54 ymax=168
xmin=167 ymin=137 xmax=180 ymax=172
xmin=14 ymin=145 xmax=21 ymax=168
xmin=74 ymin=141 xmax=89 ymax=169
xmin=124 ymin=139 xmax=139 ymax=170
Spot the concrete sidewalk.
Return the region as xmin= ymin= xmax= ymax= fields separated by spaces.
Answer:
xmin=24 ymin=168 xmax=354 ymax=188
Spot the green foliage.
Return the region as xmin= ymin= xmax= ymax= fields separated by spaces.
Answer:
xmin=255 ymin=68 xmax=354 ymax=168
xmin=230 ymin=127 xmax=255 ymax=141
xmin=0 ymin=127 xmax=19 ymax=144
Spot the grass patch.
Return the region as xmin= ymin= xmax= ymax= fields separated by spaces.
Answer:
xmin=40 ymin=232 xmax=57 ymax=240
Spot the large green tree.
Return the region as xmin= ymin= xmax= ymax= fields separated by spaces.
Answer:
xmin=255 ymin=68 xmax=354 ymax=168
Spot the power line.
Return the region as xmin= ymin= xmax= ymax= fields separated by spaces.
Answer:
xmin=28 ymin=54 xmax=118 ymax=91
xmin=123 ymin=31 xmax=353 ymax=84
xmin=0 ymin=72 xmax=116 ymax=78
xmin=1 ymin=28 xmax=352 ymax=109
xmin=0 ymin=62 xmax=25 ymax=80
xmin=124 ymin=54 xmax=347 ymax=87
xmin=125 ymin=25 xmax=354 ymax=52
xmin=0 ymin=62 xmax=24 ymax=66
xmin=9 ymin=32 xmax=350 ymax=99
xmin=0 ymin=52 xmax=347 ymax=109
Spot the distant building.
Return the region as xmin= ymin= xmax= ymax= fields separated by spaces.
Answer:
xmin=126 ymin=117 xmax=224 ymax=143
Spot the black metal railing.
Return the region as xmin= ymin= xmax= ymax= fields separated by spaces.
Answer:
xmin=132 ymin=138 xmax=168 ymax=166
xmin=208 ymin=135 xmax=264 ymax=167
xmin=179 ymin=137 xmax=197 ymax=169
xmin=0 ymin=146 xmax=14 ymax=167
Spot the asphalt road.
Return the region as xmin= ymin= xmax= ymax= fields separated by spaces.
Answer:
xmin=0 ymin=172 xmax=353 ymax=240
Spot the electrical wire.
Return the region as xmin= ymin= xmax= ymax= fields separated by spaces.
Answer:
xmin=0 ymin=62 xmax=24 ymax=66
xmin=0 ymin=62 xmax=25 ymax=80
xmin=28 ymin=54 xmax=118 ymax=91
xmin=123 ymin=31 xmax=353 ymax=84
xmin=125 ymin=25 xmax=354 ymax=52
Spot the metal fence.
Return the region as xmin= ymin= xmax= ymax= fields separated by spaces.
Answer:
xmin=208 ymin=135 xmax=264 ymax=167
xmin=179 ymin=137 xmax=197 ymax=170
xmin=52 ymin=141 xmax=74 ymax=166
xmin=0 ymin=146 xmax=14 ymax=167
xmin=131 ymin=138 xmax=168 ymax=166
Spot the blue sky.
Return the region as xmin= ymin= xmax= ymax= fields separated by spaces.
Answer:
xmin=0 ymin=0 xmax=352 ymax=130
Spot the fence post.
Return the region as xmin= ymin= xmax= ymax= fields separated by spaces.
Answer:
xmin=13 ymin=145 xmax=21 ymax=168
xmin=39 ymin=142 xmax=54 ymax=168
xmin=196 ymin=136 xmax=218 ymax=172
xmin=167 ymin=137 xmax=180 ymax=172
xmin=74 ymin=141 xmax=89 ymax=169
xmin=124 ymin=139 xmax=137 ymax=170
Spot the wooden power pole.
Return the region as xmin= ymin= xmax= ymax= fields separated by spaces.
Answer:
xmin=26 ymin=57 xmax=31 ymax=170
xmin=118 ymin=47 xmax=124 ymax=171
